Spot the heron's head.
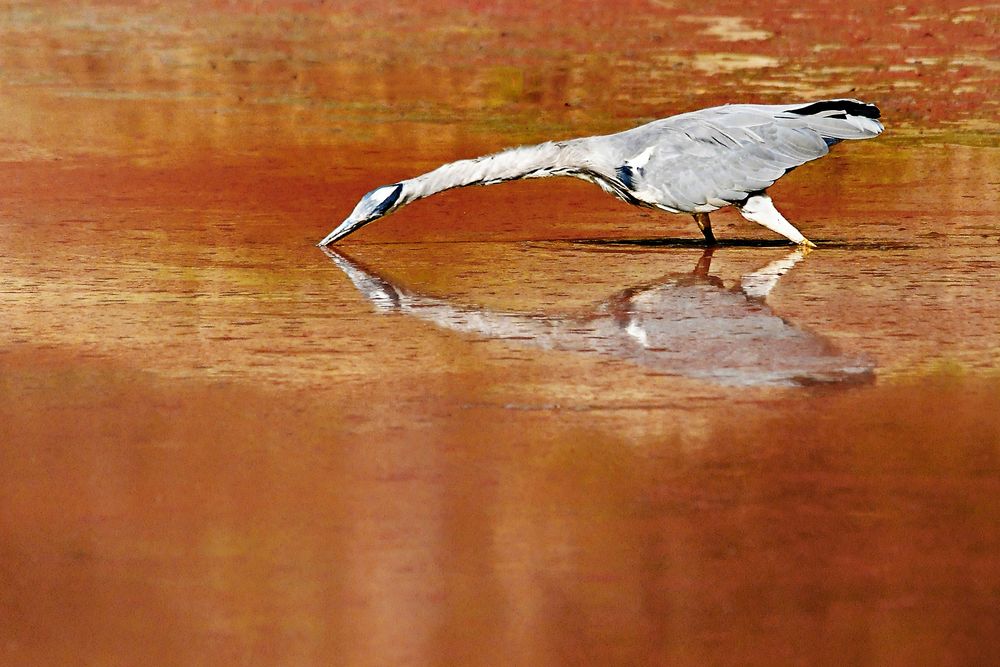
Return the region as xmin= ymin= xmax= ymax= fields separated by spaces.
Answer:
xmin=317 ymin=183 xmax=404 ymax=246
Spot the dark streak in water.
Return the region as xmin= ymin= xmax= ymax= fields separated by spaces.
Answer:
xmin=572 ymin=237 xmax=796 ymax=247
xmin=570 ymin=238 xmax=927 ymax=250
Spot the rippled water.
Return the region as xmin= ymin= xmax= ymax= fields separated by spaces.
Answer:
xmin=1 ymin=1 xmax=999 ymax=665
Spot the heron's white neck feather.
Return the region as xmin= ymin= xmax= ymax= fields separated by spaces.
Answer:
xmin=401 ymin=140 xmax=587 ymax=202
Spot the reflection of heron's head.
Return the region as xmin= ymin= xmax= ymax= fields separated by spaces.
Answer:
xmin=320 ymin=247 xmax=404 ymax=311
xmin=317 ymin=183 xmax=405 ymax=246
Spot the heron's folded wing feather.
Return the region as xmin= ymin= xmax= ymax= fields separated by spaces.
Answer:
xmin=617 ymin=103 xmax=870 ymax=210
xmin=629 ymin=116 xmax=830 ymax=211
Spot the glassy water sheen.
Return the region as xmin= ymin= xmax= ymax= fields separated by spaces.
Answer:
xmin=1 ymin=1 xmax=999 ymax=666
xmin=326 ymin=246 xmax=875 ymax=387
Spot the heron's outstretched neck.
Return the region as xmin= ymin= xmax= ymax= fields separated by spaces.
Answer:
xmin=317 ymin=138 xmax=592 ymax=246
xmin=402 ymin=140 xmax=587 ymax=202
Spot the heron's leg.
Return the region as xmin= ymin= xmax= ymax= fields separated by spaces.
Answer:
xmin=738 ymin=194 xmax=817 ymax=248
xmin=692 ymin=212 xmax=717 ymax=244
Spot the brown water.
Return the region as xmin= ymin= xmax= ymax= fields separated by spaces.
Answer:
xmin=2 ymin=2 xmax=999 ymax=665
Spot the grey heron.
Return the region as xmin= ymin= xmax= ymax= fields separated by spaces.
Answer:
xmin=318 ymin=99 xmax=882 ymax=247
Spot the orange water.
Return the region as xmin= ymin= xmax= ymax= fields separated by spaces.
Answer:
xmin=2 ymin=2 xmax=999 ymax=664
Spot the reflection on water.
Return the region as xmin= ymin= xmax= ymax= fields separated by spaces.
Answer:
xmin=326 ymin=247 xmax=873 ymax=386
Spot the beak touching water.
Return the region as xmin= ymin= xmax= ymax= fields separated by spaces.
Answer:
xmin=317 ymin=183 xmax=404 ymax=247
xmin=317 ymin=219 xmax=361 ymax=247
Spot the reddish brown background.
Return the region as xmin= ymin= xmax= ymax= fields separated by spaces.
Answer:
xmin=1 ymin=1 xmax=998 ymax=665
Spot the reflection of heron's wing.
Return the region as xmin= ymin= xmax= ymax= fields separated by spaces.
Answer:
xmin=323 ymin=248 xmax=872 ymax=386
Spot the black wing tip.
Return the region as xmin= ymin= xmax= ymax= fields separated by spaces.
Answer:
xmin=788 ymin=99 xmax=881 ymax=120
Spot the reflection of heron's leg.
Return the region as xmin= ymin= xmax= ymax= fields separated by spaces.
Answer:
xmin=739 ymin=248 xmax=808 ymax=300
xmin=692 ymin=212 xmax=717 ymax=244
xmin=692 ymin=247 xmax=715 ymax=277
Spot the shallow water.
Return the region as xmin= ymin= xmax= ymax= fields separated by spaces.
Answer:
xmin=2 ymin=2 xmax=999 ymax=665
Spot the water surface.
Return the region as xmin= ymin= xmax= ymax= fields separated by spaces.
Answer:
xmin=1 ymin=1 xmax=999 ymax=665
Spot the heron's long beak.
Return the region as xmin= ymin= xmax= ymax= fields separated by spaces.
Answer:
xmin=317 ymin=219 xmax=359 ymax=247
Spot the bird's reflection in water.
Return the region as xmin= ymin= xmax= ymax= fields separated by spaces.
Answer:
xmin=324 ymin=247 xmax=873 ymax=386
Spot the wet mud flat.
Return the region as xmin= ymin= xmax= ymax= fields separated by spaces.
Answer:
xmin=2 ymin=1 xmax=999 ymax=665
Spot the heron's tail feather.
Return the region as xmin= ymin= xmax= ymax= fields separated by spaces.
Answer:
xmin=784 ymin=99 xmax=884 ymax=143
xmin=788 ymin=99 xmax=880 ymax=120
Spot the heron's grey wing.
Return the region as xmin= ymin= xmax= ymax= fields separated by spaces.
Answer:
xmin=616 ymin=104 xmax=874 ymax=212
